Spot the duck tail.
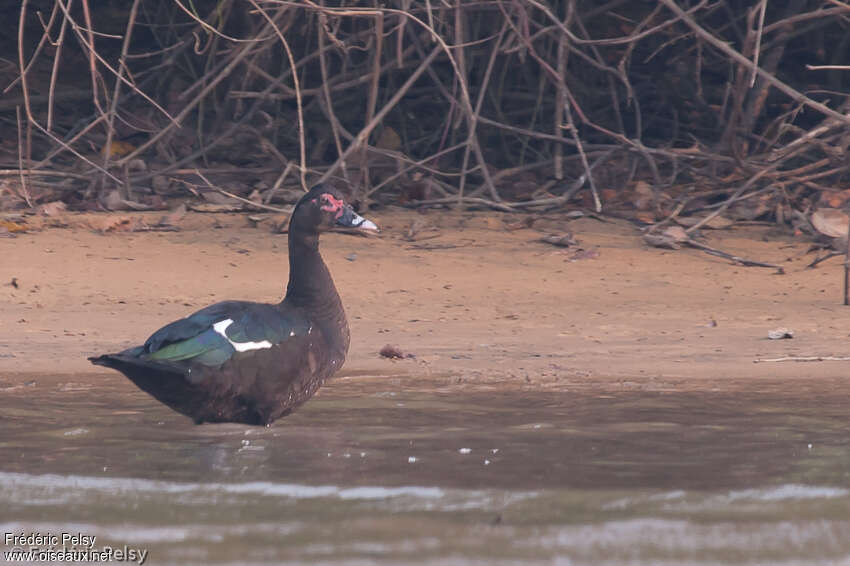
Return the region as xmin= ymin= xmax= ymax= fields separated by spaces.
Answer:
xmin=88 ymin=352 xmax=184 ymax=377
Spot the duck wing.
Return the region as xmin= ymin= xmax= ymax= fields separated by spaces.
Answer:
xmin=89 ymin=301 xmax=321 ymax=424
xmin=92 ymin=300 xmax=312 ymax=370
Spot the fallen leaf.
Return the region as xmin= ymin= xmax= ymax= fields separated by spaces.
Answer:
xmin=810 ymin=208 xmax=849 ymax=238
xmin=643 ymin=225 xmax=689 ymax=249
xmin=87 ymin=215 xmax=136 ymax=233
xmin=0 ymin=220 xmax=27 ymax=233
xmin=103 ymin=140 xmax=136 ymax=157
xmin=662 ymin=225 xmax=689 ymax=242
xmin=247 ymin=214 xmax=271 ymax=226
xmin=818 ymin=189 xmax=850 ymax=209
xmin=104 ymin=190 xmax=152 ymax=211
xmin=634 ymin=210 xmax=656 ymax=224
xmin=37 ymin=201 xmax=67 ymax=217
xmin=540 ymin=233 xmax=576 ymax=248
xmin=601 ymin=188 xmax=618 ymax=203
xmin=632 ymin=181 xmax=654 ymax=210
xmin=505 ymin=217 xmax=536 ymax=231
xmin=767 ymin=328 xmax=794 ymax=340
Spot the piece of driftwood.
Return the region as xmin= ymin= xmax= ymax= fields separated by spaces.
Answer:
xmin=644 ymin=226 xmax=784 ymax=273
xmin=755 ymin=355 xmax=850 ymax=363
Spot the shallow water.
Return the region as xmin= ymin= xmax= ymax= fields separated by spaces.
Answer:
xmin=2 ymin=373 xmax=850 ymax=565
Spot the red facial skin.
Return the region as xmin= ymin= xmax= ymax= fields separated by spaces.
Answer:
xmin=319 ymin=193 xmax=345 ymax=219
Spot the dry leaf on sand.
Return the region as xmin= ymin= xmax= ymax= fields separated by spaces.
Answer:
xmin=810 ymin=208 xmax=849 ymax=238
xmin=37 ymin=201 xmax=67 ymax=217
xmin=539 ymin=233 xmax=577 ymax=248
xmin=644 ymin=226 xmax=689 ymax=249
xmin=0 ymin=220 xmax=28 ymax=233
xmin=87 ymin=216 xmax=138 ymax=233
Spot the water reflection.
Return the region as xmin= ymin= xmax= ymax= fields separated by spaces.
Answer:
xmin=1 ymin=373 xmax=850 ymax=564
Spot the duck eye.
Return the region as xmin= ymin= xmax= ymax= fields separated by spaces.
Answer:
xmin=319 ymin=194 xmax=340 ymax=213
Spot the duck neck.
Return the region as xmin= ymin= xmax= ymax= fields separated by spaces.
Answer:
xmin=283 ymin=232 xmax=349 ymax=353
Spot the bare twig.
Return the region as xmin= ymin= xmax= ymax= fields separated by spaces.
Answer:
xmin=685 ymin=239 xmax=785 ymax=273
xmin=15 ymin=106 xmax=33 ymax=207
xmin=193 ymin=169 xmax=293 ymax=213
xmin=5 ymin=0 xmax=850 ymax=235
xmin=247 ymin=0 xmax=307 ymax=190
xmin=319 ymin=45 xmax=441 ymax=184
xmin=101 ymin=0 xmax=142 ymax=198
xmin=755 ymin=356 xmax=850 ymax=363
xmin=845 ymin=219 xmax=850 ymax=305
xmin=658 ymin=0 xmax=850 ymax=125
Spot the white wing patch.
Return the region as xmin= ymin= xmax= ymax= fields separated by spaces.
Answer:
xmin=213 ymin=319 xmax=273 ymax=352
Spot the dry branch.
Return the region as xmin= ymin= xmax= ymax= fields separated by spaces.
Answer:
xmin=2 ymin=0 xmax=850 ymax=237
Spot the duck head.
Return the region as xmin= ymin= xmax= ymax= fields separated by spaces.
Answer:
xmin=290 ymin=184 xmax=379 ymax=235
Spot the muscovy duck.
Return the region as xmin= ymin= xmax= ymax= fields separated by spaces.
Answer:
xmin=89 ymin=184 xmax=378 ymax=425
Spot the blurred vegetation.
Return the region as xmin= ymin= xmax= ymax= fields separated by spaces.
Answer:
xmin=2 ymin=1 xmax=850 ymax=231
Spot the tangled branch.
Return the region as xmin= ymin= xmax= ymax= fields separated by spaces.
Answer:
xmin=1 ymin=0 xmax=849 ymax=223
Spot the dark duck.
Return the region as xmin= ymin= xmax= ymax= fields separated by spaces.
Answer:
xmin=89 ymin=185 xmax=378 ymax=425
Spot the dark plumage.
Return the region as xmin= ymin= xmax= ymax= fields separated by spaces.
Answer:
xmin=89 ymin=184 xmax=378 ymax=425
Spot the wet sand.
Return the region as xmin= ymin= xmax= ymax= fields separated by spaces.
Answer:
xmin=1 ymin=209 xmax=847 ymax=388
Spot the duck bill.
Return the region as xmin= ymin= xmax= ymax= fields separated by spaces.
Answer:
xmin=336 ymin=206 xmax=379 ymax=232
